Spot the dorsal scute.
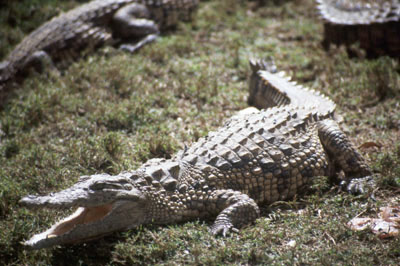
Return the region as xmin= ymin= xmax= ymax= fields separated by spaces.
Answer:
xmin=135 ymin=158 xmax=181 ymax=191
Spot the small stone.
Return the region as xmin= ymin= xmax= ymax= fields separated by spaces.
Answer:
xmin=286 ymin=240 xmax=296 ymax=247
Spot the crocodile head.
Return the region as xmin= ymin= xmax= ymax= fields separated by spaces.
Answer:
xmin=20 ymin=172 xmax=149 ymax=249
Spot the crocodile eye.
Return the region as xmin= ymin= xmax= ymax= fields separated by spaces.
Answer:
xmin=123 ymin=184 xmax=133 ymax=190
xmin=89 ymin=182 xmax=121 ymax=191
xmin=89 ymin=182 xmax=106 ymax=190
xmin=116 ymin=179 xmax=130 ymax=185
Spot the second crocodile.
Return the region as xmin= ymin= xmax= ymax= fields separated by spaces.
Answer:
xmin=0 ymin=0 xmax=199 ymax=99
xmin=317 ymin=0 xmax=400 ymax=58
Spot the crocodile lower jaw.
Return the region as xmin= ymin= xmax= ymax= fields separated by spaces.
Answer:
xmin=25 ymin=204 xmax=113 ymax=248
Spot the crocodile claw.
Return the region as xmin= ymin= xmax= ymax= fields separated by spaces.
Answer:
xmin=341 ymin=175 xmax=377 ymax=195
xmin=210 ymin=222 xmax=238 ymax=237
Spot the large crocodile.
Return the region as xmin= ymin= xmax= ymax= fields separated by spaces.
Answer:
xmin=0 ymin=0 xmax=199 ymax=99
xmin=317 ymin=0 xmax=400 ymax=58
xmin=20 ymin=59 xmax=374 ymax=249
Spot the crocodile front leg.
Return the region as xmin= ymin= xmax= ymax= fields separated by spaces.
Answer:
xmin=112 ymin=3 xmax=160 ymax=53
xmin=317 ymin=119 xmax=375 ymax=193
xmin=208 ymin=189 xmax=260 ymax=236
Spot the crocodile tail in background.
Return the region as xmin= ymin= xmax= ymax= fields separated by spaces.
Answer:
xmin=248 ymin=59 xmax=336 ymax=119
xmin=316 ymin=0 xmax=400 ymax=58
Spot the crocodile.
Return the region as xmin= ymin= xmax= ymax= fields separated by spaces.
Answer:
xmin=317 ymin=0 xmax=400 ymax=58
xmin=0 ymin=0 xmax=199 ymax=99
xmin=20 ymin=59 xmax=374 ymax=249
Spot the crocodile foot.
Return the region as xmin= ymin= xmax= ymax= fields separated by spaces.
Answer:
xmin=119 ymin=33 xmax=158 ymax=53
xmin=210 ymin=221 xmax=238 ymax=237
xmin=341 ymin=175 xmax=377 ymax=195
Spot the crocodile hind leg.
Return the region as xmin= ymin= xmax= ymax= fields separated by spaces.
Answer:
xmin=119 ymin=34 xmax=158 ymax=53
xmin=317 ymin=119 xmax=375 ymax=193
xmin=17 ymin=50 xmax=61 ymax=82
xmin=208 ymin=189 xmax=260 ymax=236
xmin=111 ymin=3 xmax=160 ymax=53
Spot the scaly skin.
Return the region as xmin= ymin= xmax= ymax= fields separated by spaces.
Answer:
xmin=20 ymin=59 xmax=374 ymax=249
xmin=317 ymin=0 xmax=400 ymax=57
xmin=0 ymin=0 xmax=199 ymax=98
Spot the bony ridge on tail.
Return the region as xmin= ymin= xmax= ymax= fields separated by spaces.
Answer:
xmin=20 ymin=58 xmax=375 ymax=249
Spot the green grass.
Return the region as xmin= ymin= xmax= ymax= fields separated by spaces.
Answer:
xmin=1 ymin=0 xmax=400 ymax=264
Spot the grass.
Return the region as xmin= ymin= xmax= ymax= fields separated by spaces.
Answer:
xmin=0 ymin=0 xmax=400 ymax=264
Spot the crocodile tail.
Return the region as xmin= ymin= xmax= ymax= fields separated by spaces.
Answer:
xmin=248 ymin=59 xmax=336 ymax=119
xmin=316 ymin=0 xmax=400 ymax=25
xmin=248 ymin=58 xmax=289 ymax=108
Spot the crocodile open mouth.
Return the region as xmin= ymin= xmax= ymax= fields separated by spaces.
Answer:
xmin=20 ymin=172 xmax=147 ymax=248
xmin=24 ymin=204 xmax=114 ymax=248
xmin=46 ymin=205 xmax=113 ymax=238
